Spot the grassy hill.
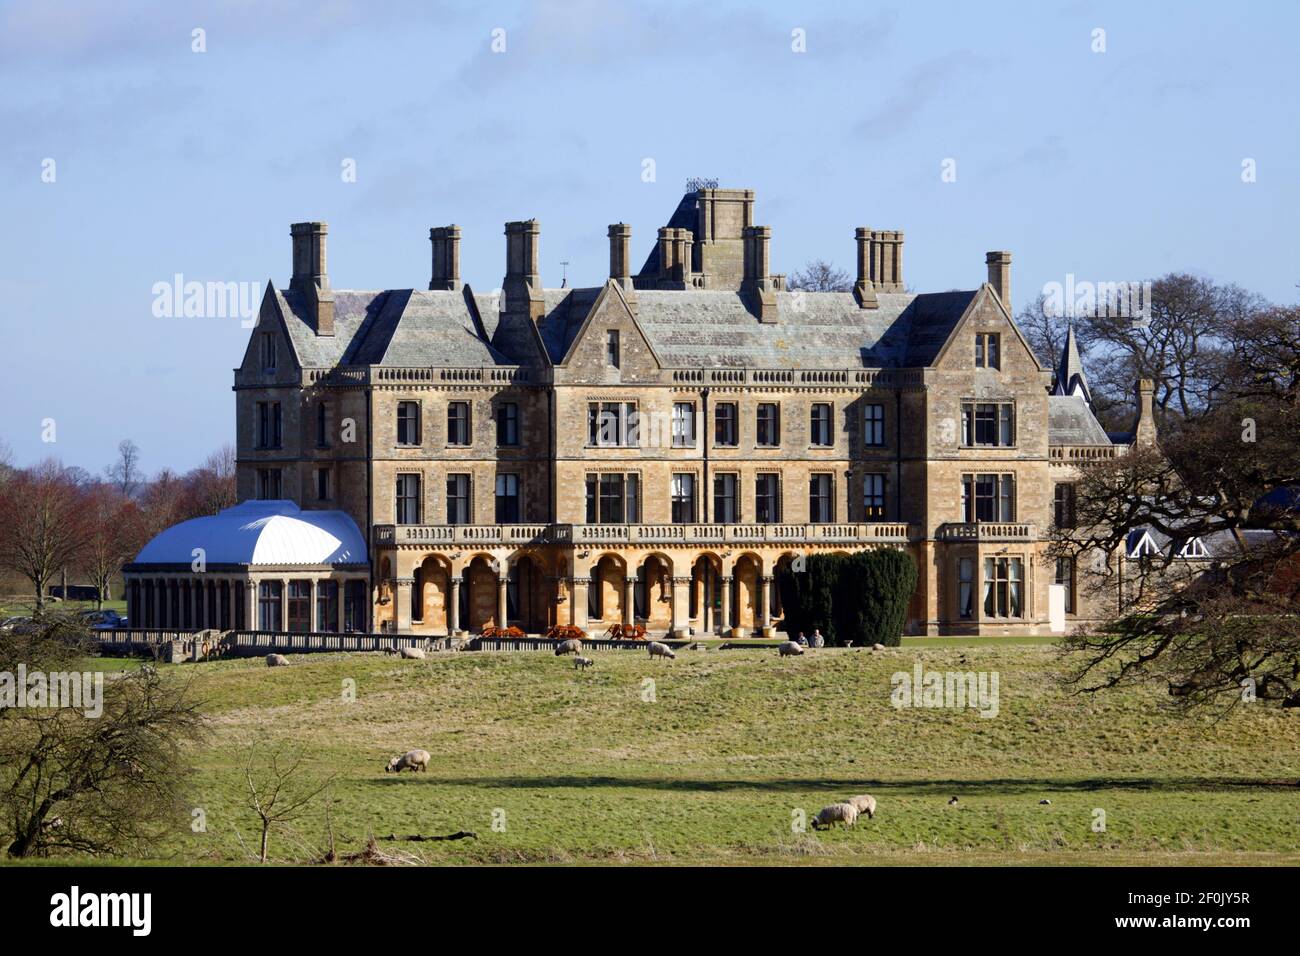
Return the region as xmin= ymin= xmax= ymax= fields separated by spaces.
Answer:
xmin=21 ymin=643 xmax=1300 ymax=865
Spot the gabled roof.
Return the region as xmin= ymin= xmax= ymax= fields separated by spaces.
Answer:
xmin=1127 ymin=524 xmax=1285 ymax=560
xmin=1051 ymin=324 xmax=1090 ymax=402
xmin=134 ymin=500 xmax=367 ymax=567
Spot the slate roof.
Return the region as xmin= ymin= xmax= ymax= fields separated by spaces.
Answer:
xmin=1048 ymin=395 xmax=1112 ymax=445
xmin=1051 ymin=324 xmax=1090 ymax=402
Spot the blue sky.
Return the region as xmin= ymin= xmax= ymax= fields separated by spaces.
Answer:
xmin=2 ymin=0 xmax=1297 ymax=473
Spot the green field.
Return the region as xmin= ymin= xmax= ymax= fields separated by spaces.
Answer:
xmin=9 ymin=642 xmax=1300 ymax=866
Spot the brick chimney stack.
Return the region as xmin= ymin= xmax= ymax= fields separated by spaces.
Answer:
xmin=854 ymin=227 xmax=878 ymax=309
xmin=608 ymin=223 xmax=634 ymax=293
xmin=1134 ymin=378 xmax=1158 ymax=446
xmin=429 ymin=225 xmax=462 ymax=291
xmin=986 ymin=250 xmax=1012 ymax=314
xmin=503 ymin=219 xmax=544 ymax=321
xmin=290 ymin=221 xmax=334 ymax=335
xmin=742 ymin=225 xmax=777 ymax=323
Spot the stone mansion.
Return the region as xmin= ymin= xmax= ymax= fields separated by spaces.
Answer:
xmin=125 ymin=186 xmax=1153 ymax=638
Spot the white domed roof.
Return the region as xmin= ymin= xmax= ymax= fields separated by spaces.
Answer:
xmin=133 ymin=500 xmax=367 ymax=567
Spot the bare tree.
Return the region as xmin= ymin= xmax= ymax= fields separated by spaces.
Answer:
xmin=787 ymin=260 xmax=852 ymax=292
xmin=240 ymin=745 xmax=337 ymax=864
xmin=0 ymin=622 xmax=206 ymax=857
xmin=78 ymin=484 xmax=148 ymax=609
xmin=105 ymin=439 xmax=142 ymax=498
xmin=187 ymin=444 xmax=238 ymax=516
xmin=0 ymin=460 xmax=87 ymax=613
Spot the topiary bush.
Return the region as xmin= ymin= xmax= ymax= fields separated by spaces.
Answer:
xmin=777 ymin=549 xmax=917 ymax=646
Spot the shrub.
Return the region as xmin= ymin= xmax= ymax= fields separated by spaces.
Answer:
xmin=777 ymin=550 xmax=917 ymax=646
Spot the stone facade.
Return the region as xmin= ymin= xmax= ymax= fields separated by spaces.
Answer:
xmin=230 ymin=188 xmax=1147 ymax=638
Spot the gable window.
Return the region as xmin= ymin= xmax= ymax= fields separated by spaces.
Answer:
xmin=257 ymin=468 xmax=282 ymax=500
xmin=395 ymin=474 xmax=421 ymax=524
xmin=983 ymin=557 xmax=1023 ymax=617
xmin=714 ymin=403 xmax=738 ymax=447
xmin=671 ymin=402 xmax=696 ymax=448
xmin=809 ymin=473 xmax=834 ymax=523
xmin=810 ymin=403 xmax=833 ymax=447
xmin=587 ymin=402 xmax=638 ymax=447
xmin=396 ymin=401 xmax=421 ymax=446
xmin=863 ymin=473 xmax=887 ymax=519
xmin=495 ymin=474 xmax=520 ymax=523
xmin=1054 ymin=483 xmax=1077 ymax=529
xmin=606 ymin=330 xmax=620 ymax=368
xmin=256 ymin=401 xmax=282 ymax=449
xmin=863 ymin=403 xmax=885 ymax=447
xmin=446 ymin=474 xmax=471 ymax=525
xmin=962 ymin=473 xmax=1015 ymax=522
xmin=975 ymin=332 xmax=1000 ymax=369
xmin=496 ymin=402 xmax=519 ymax=446
xmin=1179 ymin=538 xmax=1207 ymax=558
xmin=585 ymin=473 xmax=639 ymax=524
xmin=447 ymin=401 xmax=471 ymax=446
xmin=958 ymin=557 xmax=975 ymax=619
xmin=315 ymin=466 xmax=330 ymax=501
xmin=756 ymin=403 xmax=781 ymax=447
xmin=260 ymin=333 xmax=276 ymax=373
xmin=671 ymin=473 xmax=696 ymax=524
xmin=961 ymin=402 xmax=1015 ymax=447
xmin=316 ymin=401 xmax=330 ymax=448
xmin=713 ymin=473 xmax=738 ymax=523
xmin=755 ymin=473 xmax=781 ymax=523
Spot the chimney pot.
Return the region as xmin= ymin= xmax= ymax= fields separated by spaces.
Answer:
xmin=289 ymin=221 xmax=333 ymax=335
xmin=429 ymin=225 xmax=462 ymax=291
xmin=854 ymin=227 xmax=878 ymax=308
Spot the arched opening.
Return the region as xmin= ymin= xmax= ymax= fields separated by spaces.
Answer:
xmin=733 ymin=554 xmax=762 ymax=635
xmin=590 ymin=554 xmax=625 ymax=626
xmin=691 ymin=554 xmax=721 ymax=633
xmin=509 ymin=554 xmax=547 ymax=633
xmin=415 ymin=556 xmax=450 ymax=634
xmin=638 ymin=554 xmax=673 ymax=631
xmin=466 ymin=555 xmax=498 ymax=632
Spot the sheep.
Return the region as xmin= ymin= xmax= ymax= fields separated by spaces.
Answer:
xmin=647 ymin=641 xmax=676 ymax=660
xmin=573 ymin=656 xmax=594 ymax=671
xmin=811 ymin=802 xmax=858 ymax=830
xmin=777 ymin=640 xmax=805 ymax=657
xmin=385 ymin=749 xmax=431 ymax=773
xmin=554 ymin=639 xmax=583 ymax=656
xmin=845 ymin=794 xmax=877 ymax=819
xmin=399 ymin=647 xmax=426 ymax=659
xmin=871 ymin=643 xmax=886 ymax=651
xmin=265 ymin=653 xmax=289 ymax=667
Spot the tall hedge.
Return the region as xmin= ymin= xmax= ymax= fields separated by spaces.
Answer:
xmin=776 ymin=549 xmax=917 ymax=646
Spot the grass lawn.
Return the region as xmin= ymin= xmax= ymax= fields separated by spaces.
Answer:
xmin=7 ymin=644 xmax=1299 ymax=866
xmin=0 ymin=598 xmax=128 ymax=618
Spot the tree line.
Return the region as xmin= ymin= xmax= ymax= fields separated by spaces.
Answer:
xmin=0 ymin=439 xmax=237 ymax=612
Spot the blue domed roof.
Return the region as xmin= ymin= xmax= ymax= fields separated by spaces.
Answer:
xmin=134 ymin=500 xmax=367 ymax=567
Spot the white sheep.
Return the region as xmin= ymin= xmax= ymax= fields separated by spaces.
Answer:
xmin=399 ymin=646 xmax=426 ymax=659
xmin=554 ymin=639 xmax=583 ymax=656
xmin=811 ymin=802 xmax=858 ymax=830
xmin=265 ymin=653 xmax=289 ymax=667
xmin=573 ymin=656 xmax=594 ymax=671
xmin=845 ymin=794 xmax=877 ymax=819
xmin=385 ymin=749 xmax=431 ymax=773
xmin=647 ymin=641 xmax=676 ymax=660
xmin=778 ymin=640 xmax=805 ymax=657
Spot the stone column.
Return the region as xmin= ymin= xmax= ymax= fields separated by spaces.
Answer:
xmin=569 ymin=577 xmax=589 ymax=629
xmin=280 ymin=577 xmax=290 ymax=632
xmin=395 ymin=577 xmax=413 ymax=634
xmin=496 ymin=576 xmax=509 ymax=628
xmin=623 ymin=576 xmax=636 ymax=626
xmin=449 ymin=576 xmax=462 ymax=635
xmin=759 ymin=575 xmax=775 ymax=638
xmin=308 ymin=580 xmax=318 ymax=633
xmin=671 ymin=576 xmax=691 ymax=638
xmin=153 ymin=578 xmax=163 ymax=629
xmin=337 ymin=579 xmax=347 ymax=634
xmin=246 ymin=578 xmax=258 ymax=631
xmin=719 ymin=574 xmax=732 ymax=635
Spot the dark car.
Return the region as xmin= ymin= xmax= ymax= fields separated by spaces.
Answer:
xmin=77 ymin=609 xmax=128 ymax=630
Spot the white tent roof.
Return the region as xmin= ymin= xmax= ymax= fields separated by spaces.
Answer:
xmin=134 ymin=500 xmax=367 ymax=566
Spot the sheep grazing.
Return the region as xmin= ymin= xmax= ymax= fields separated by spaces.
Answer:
xmin=647 ymin=641 xmax=676 ymax=660
xmin=385 ymin=749 xmax=431 ymax=773
xmin=845 ymin=794 xmax=877 ymax=819
xmin=399 ymin=647 xmax=426 ymax=659
xmin=777 ymin=640 xmax=805 ymax=657
xmin=554 ymin=638 xmax=583 ymax=656
xmin=573 ymin=656 xmax=594 ymax=671
xmin=871 ymin=643 xmax=886 ymax=651
xmin=811 ymin=802 xmax=858 ymax=830
xmin=265 ymin=653 xmax=289 ymax=667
